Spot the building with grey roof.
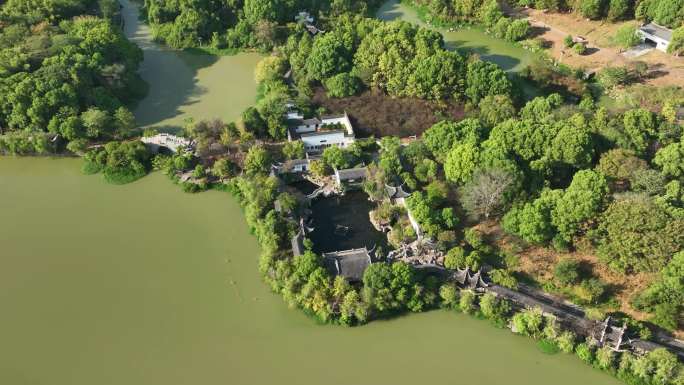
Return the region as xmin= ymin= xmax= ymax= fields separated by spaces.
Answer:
xmin=323 ymin=247 xmax=372 ymax=281
xmin=638 ymin=23 xmax=673 ymax=52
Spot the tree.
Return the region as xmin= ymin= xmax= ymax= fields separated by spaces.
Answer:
xmin=444 ymin=247 xmax=466 ymax=269
xmin=506 ymin=19 xmax=530 ymax=41
xmin=554 ymin=259 xmax=580 ymax=286
xmin=478 ymin=94 xmax=516 ymax=127
xmin=622 ymin=108 xmax=656 ymax=155
xmin=668 ymin=27 xmax=684 ymax=55
xmin=575 ymin=342 xmax=595 ymax=364
xmin=580 ymin=0 xmax=606 ymax=19
xmin=211 ymin=158 xmax=234 ymax=180
xmin=465 ymin=59 xmax=512 ymax=104
xmin=597 ymin=196 xmax=684 ymax=272
xmin=480 ymin=292 xmax=510 ymax=323
xmin=654 ymin=142 xmax=684 ymax=178
xmin=439 ymin=284 xmax=459 ymax=308
xmin=444 ymin=142 xmax=480 ymax=184
xmin=324 ymin=72 xmax=362 ymax=98
xmin=322 ymin=146 xmax=352 ymax=170
xmin=607 ymin=0 xmax=630 ymax=21
xmin=459 ymin=289 xmax=477 ymax=314
xmin=460 ymin=168 xmax=514 ymax=219
xmin=406 ymin=50 xmax=466 ymax=100
xmin=81 ymin=108 xmax=110 ymax=138
xmin=502 ymin=189 xmax=562 ymax=244
xmin=254 ymin=56 xmax=286 ymax=84
xmin=597 ymin=66 xmax=630 ymax=89
xmin=111 ymin=108 xmax=135 ymax=139
xmin=305 ymin=32 xmax=352 ymax=81
xmin=243 ymin=145 xmax=271 ymax=176
xmin=282 ymin=141 xmax=305 ymax=160
xmin=423 ymin=119 xmax=484 ymax=160
xmin=596 ymin=148 xmax=647 ymax=183
xmin=551 ymin=170 xmax=608 ymax=242
xmin=556 ymin=331 xmax=575 ymax=353
xmin=243 ymin=0 xmax=281 ymax=24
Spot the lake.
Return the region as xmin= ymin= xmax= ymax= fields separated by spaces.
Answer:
xmin=121 ymin=0 xmax=261 ymax=132
xmin=0 ymin=158 xmax=621 ymax=385
xmin=377 ymin=0 xmax=534 ymax=72
xmin=0 ymin=1 xmax=621 ymax=384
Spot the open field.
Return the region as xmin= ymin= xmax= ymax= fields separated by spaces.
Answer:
xmin=312 ymin=87 xmax=465 ymax=138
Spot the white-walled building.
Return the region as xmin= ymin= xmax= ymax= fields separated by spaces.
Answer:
xmin=287 ymin=112 xmax=356 ymax=154
xmin=638 ymin=23 xmax=673 ymax=52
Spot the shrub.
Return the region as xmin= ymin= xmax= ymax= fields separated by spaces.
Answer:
xmin=459 ymin=289 xmax=477 ymax=314
xmin=575 ymin=342 xmax=595 ymax=364
xmin=554 ymin=259 xmax=581 ymax=285
xmin=564 ymin=35 xmax=574 ymax=48
xmin=537 ymin=339 xmax=560 ymax=354
xmin=556 ymin=331 xmax=576 ymax=353
xmin=614 ymin=25 xmax=641 ymax=49
xmin=573 ymin=43 xmax=587 ymax=55
xmin=324 ymin=72 xmax=362 ymax=98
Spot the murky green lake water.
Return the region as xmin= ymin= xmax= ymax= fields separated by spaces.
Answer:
xmin=377 ymin=0 xmax=534 ymax=72
xmin=121 ymin=0 xmax=261 ymax=131
xmin=0 ymin=1 xmax=620 ymax=384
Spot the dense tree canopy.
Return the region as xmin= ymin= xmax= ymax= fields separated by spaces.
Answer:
xmin=0 ymin=2 xmax=144 ymax=154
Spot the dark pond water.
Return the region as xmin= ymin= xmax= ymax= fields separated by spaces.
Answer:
xmin=309 ymin=191 xmax=389 ymax=254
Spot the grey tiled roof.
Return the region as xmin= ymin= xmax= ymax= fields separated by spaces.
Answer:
xmin=640 ymin=23 xmax=673 ymax=41
xmin=323 ymin=248 xmax=372 ymax=281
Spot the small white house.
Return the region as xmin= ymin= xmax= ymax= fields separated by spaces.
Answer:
xmin=287 ymin=112 xmax=356 ymax=154
xmin=638 ymin=23 xmax=673 ymax=52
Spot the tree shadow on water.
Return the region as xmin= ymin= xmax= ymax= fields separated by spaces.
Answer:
xmin=120 ymin=0 xmax=220 ymax=133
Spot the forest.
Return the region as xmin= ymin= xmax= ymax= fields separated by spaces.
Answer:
xmin=0 ymin=0 xmax=682 ymax=383
xmin=0 ymin=0 xmax=144 ymax=155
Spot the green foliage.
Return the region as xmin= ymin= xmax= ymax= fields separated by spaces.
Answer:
xmin=636 ymin=0 xmax=684 ymax=29
xmin=580 ymin=0 xmax=606 ymax=19
xmin=632 ymin=251 xmax=684 ymax=331
xmin=551 ymin=170 xmax=608 ymax=242
xmin=597 ymin=66 xmax=630 ymax=90
xmin=423 ymin=119 xmax=483 ymax=160
xmin=502 ymin=189 xmax=563 ymax=244
xmin=439 ymin=284 xmax=459 ymax=308
xmin=243 ymin=145 xmax=272 ymax=176
xmin=556 ymin=331 xmax=576 ymax=353
xmin=654 ymin=141 xmax=684 ymax=178
xmin=465 ymin=59 xmax=513 ymax=104
xmin=563 ymin=35 xmax=574 ymax=48
xmin=478 ymin=94 xmax=516 ymax=127
xmin=512 ymin=307 xmax=544 ymax=338
xmin=0 ymin=14 xmax=143 ymax=147
xmin=324 ymin=72 xmax=362 ymax=98
xmin=459 ymin=289 xmax=477 ymax=314
xmin=537 ymin=339 xmax=560 ymax=354
xmin=614 ymin=25 xmax=641 ymax=49
xmin=82 ymin=141 xmax=151 ymax=184
xmin=596 ymin=197 xmax=684 ymax=273
xmin=444 ymin=142 xmax=480 ymax=184
xmin=575 ymin=342 xmax=595 ymax=364
xmin=480 ymin=292 xmax=511 ymax=323
xmin=282 ymin=140 xmax=305 ymax=160
xmin=669 ymin=27 xmax=684 ymax=55
xmin=596 ymin=149 xmax=647 ymax=183
xmin=554 ymin=259 xmax=580 ymax=286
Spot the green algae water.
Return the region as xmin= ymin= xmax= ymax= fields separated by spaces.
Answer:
xmin=121 ymin=0 xmax=261 ymax=131
xmin=377 ymin=0 xmax=533 ymax=72
xmin=0 ymin=158 xmax=623 ymax=385
xmin=0 ymin=1 xmax=621 ymax=383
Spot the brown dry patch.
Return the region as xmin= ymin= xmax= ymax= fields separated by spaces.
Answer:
xmin=492 ymin=226 xmax=665 ymax=326
xmin=311 ymin=87 xmax=465 ymax=138
xmin=517 ymin=8 xmax=684 ymax=88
